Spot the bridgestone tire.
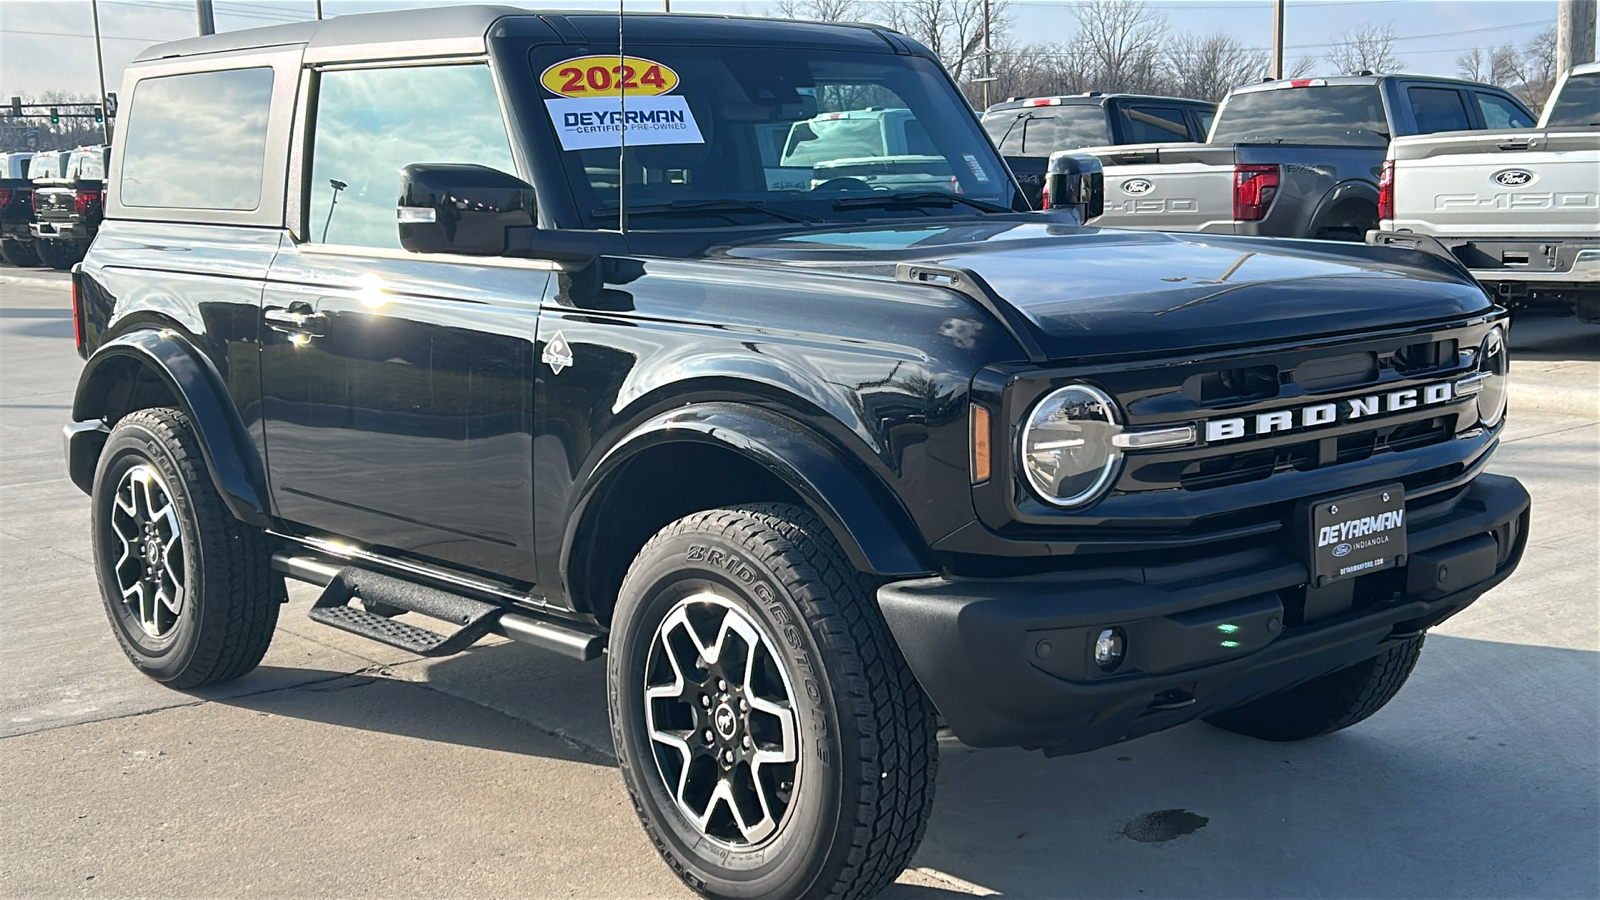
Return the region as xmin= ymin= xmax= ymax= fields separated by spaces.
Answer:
xmin=91 ymin=408 xmax=278 ymax=688
xmin=0 ymin=239 xmax=41 ymax=267
xmin=1204 ymin=635 xmax=1424 ymax=742
xmin=608 ymin=503 xmax=937 ymax=900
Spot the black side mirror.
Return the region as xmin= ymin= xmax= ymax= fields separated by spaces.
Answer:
xmin=398 ymin=163 xmax=535 ymax=255
xmin=1044 ymin=152 xmax=1104 ymax=222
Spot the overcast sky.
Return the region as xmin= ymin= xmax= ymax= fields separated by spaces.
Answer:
xmin=0 ymin=0 xmax=1566 ymax=98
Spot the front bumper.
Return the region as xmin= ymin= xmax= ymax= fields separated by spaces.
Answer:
xmin=879 ymin=473 xmax=1530 ymax=755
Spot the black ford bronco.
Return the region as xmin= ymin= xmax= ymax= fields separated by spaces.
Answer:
xmin=67 ymin=7 xmax=1528 ymax=899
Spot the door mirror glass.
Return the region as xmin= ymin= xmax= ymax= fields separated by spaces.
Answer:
xmin=1045 ymin=152 xmax=1104 ymax=221
xmin=397 ymin=163 xmax=535 ymax=256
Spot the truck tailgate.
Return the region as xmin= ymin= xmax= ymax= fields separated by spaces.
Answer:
xmin=1083 ymin=143 xmax=1236 ymax=233
xmin=1387 ymin=130 xmax=1600 ymax=239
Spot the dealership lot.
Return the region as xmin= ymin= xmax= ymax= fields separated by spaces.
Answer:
xmin=1 ymin=266 xmax=1595 ymax=898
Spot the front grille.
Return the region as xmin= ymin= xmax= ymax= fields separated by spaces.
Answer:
xmin=1172 ymin=415 xmax=1456 ymax=492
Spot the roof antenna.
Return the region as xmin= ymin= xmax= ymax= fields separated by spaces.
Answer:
xmin=617 ymin=0 xmax=627 ymax=233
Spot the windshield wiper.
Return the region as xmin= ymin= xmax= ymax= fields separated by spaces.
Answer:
xmin=832 ymin=192 xmax=1012 ymax=214
xmin=591 ymin=199 xmax=818 ymax=225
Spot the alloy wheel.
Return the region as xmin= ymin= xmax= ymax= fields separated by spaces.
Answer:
xmin=643 ymin=592 xmax=800 ymax=848
xmin=109 ymin=464 xmax=187 ymax=637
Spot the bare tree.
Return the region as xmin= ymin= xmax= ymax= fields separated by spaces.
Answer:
xmin=771 ymin=0 xmax=864 ymax=22
xmin=1287 ymin=55 xmax=1318 ymax=78
xmin=1455 ymin=28 xmax=1559 ymax=110
xmin=0 ymin=90 xmax=105 ymax=152
xmin=884 ymin=0 xmax=1004 ymax=82
xmin=1071 ymin=0 xmax=1169 ymax=94
xmin=1326 ymin=23 xmax=1403 ymax=74
xmin=1165 ymin=32 xmax=1266 ymax=101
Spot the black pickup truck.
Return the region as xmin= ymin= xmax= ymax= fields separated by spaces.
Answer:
xmin=31 ymin=145 xmax=108 ymax=269
xmin=67 ymin=9 xmax=1528 ymax=900
xmin=982 ymin=93 xmax=1213 ymax=207
xmin=0 ymin=151 xmax=43 ymax=266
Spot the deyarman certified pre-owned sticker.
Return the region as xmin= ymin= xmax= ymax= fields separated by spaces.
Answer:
xmin=541 ymin=55 xmax=704 ymax=152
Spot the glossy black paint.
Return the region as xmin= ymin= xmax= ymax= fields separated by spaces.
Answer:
xmin=70 ymin=11 xmax=1527 ymax=691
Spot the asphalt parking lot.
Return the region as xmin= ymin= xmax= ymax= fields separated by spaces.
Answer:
xmin=2 ymin=265 xmax=1595 ymax=899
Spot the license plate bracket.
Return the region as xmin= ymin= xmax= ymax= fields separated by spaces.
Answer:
xmin=1302 ymin=484 xmax=1408 ymax=588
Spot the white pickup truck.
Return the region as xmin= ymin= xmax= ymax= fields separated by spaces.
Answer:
xmin=1379 ymin=62 xmax=1600 ymax=322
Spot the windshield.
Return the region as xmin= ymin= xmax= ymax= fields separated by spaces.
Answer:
xmin=70 ymin=149 xmax=105 ymax=180
xmin=533 ymin=45 xmax=1015 ymax=229
xmin=982 ymin=106 xmax=1110 ymax=156
xmin=1210 ymin=85 xmax=1388 ymax=145
xmin=1544 ymin=72 xmax=1600 ymax=126
xmin=27 ymin=153 xmax=64 ymax=181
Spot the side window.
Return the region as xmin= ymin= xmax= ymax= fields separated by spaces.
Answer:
xmin=1193 ymin=109 xmax=1215 ymax=140
xmin=120 ymin=68 xmax=274 ymax=210
xmin=1407 ymin=86 xmax=1472 ymax=134
xmin=1476 ymin=92 xmax=1535 ymax=129
xmin=1120 ymin=106 xmax=1191 ymax=142
xmin=307 ymin=64 xmax=516 ymax=250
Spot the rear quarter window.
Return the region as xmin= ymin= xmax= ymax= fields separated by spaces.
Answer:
xmin=119 ymin=67 xmax=274 ymax=210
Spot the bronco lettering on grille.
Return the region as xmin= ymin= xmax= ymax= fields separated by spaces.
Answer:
xmin=1204 ymin=381 xmax=1456 ymax=443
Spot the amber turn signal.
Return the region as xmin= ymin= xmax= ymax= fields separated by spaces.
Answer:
xmin=970 ymin=403 xmax=992 ymax=484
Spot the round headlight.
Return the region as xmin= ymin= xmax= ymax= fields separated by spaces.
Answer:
xmin=1019 ymin=384 xmax=1123 ymax=507
xmin=1478 ymin=327 xmax=1508 ymax=428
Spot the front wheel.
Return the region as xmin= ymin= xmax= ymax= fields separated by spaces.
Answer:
xmin=1205 ymin=635 xmax=1424 ymax=742
xmin=608 ymin=504 xmax=937 ymax=900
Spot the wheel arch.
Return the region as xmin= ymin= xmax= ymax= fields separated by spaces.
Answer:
xmin=1309 ymin=180 xmax=1381 ymax=238
xmin=562 ymin=402 xmax=934 ymax=624
xmin=71 ymin=328 xmax=270 ymax=526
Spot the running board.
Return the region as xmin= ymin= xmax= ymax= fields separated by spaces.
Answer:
xmin=308 ymin=567 xmax=502 ymax=657
xmin=274 ymin=553 xmax=605 ymax=661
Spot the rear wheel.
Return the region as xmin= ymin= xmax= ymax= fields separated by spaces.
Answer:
xmin=0 ymin=239 xmax=40 ymax=267
xmin=1205 ymin=636 xmax=1424 ymax=742
xmin=608 ymin=503 xmax=937 ymax=900
xmin=35 ymin=239 xmax=80 ymax=270
xmin=92 ymin=407 xmax=279 ymax=688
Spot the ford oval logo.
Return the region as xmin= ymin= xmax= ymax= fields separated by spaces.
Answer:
xmin=1122 ymin=178 xmax=1154 ymax=195
xmin=1333 ymin=542 xmax=1353 ymax=558
xmin=1493 ymin=169 xmax=1534 ymax=187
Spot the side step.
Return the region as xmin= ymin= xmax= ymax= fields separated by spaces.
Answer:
xmin=275 ymin=553 xmax=606 ymax=662
xmin=308 ymin=567 xmax=502 ymax=657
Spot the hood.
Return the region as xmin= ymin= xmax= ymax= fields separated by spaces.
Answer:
xmin=718 ymin=221 xmax=1491 ymax=361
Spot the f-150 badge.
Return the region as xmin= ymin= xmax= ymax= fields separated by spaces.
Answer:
xmin=542 ymin=331 xmax=575 ymax=374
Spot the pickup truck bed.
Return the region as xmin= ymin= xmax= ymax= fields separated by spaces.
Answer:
xmin=1084 ymin=142 xmax=1384 ymax=237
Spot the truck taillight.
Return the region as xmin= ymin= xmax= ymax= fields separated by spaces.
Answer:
xmin=71 ymin=270 xmax=84 ymax=354
xmin=1233 ymin=164 xmax=1279 ymax=222
xmin=74 ymin=189 xmax=103 ymax=216
xmin=0 ymin=188 xmax=9 ymax=207
xmin=1041 ymin=178 xmax=1052 ymax=209
xmin=1378 ymin=160 xmax=1395 ymax=221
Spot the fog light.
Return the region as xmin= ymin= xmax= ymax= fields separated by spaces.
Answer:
xmin=1093 ymin=627 xmax=1126 ymax=672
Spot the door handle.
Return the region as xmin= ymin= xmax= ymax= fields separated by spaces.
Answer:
xmin=264 ymin=303 xmax=327 ymax=337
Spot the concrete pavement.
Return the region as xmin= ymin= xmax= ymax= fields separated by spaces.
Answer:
xmin=2 ymin=266 xmax=1596 ymax=898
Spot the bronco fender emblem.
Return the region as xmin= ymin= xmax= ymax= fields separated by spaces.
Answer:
xmin=542 ymin=331 xmax=575 ymax=374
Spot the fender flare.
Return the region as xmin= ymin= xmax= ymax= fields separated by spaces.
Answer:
xmin=71 ymin=328 xmax=271 ymax=526
xmin=1308 ymin=180 xmax=1381 ymax=235
xmin=562 ymin=402 xmax=934 ymax=585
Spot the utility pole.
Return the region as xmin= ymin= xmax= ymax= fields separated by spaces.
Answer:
xmin=315 ymin=0 xmax=323 ymax=19
xmin=1556 ymin=0 xmax=1598 ymax=76
xmin=90 ymin=0 xmax=111 ymax=142
xmin=1271 ymin=0 xmax=1285 ymax=79
xmin=196 ymin=0 xmax=215 ymax=35
xmin=979 ymin=0 xmax=993 ymax=108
